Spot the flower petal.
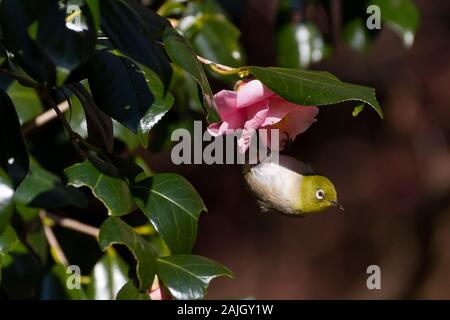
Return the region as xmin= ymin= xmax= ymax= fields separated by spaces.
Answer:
xmin=214 ymin=90 xmax=238 ymax=118
xmin=244 ymin=101 xmax=269 ymax=130
xmin=283 ymin=106 xmax=319 ymax=138
xmin=236 ymin=80 xmax=274 ymax=109
xmin=260 ymin=97 xmax=301 ymax=127
xmin=207 ymin=109 xmax=247 ymax=136
xmin=237 ymin=128 xmax=256 ymax=154
xmin=260 ymin=98 xmax=319 ymax=151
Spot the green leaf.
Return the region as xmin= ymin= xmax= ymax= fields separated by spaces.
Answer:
xmin=67 ymin=83 xmax=114 ymax=153
xmin=125 ymin=0 xmax=170 ymax=39
xmin=40 ymin=263 xmax=87 ymax=300
xmin=135 ymin=62 xmax=175 ymax=148
xmin=15 ymin=158 xmax=87 ymax=209
xmin=131 ymin=173 xmax=207 ymax=254
xmin=0 ymin=89 xmax=29 ymax=188
xmin=0 ymin=0 xmax=55 ymax=83
xmin=116 ymin=281 xmax=150 ymax=300
xmin=0 ymin=169 xmax=14 ymax=234
xmin=87 ymin=50 xmax=154 ymax=134
xmin=248 ymin=66 xmax=383 ymax=118
xmin=15 ymin=204 xmax=48 ymax=265
xmin=0 ymin=242 xmax=42 ymax=297
xmin=98 ymin=217 xmax=156 ymax=291
xmin=85 ymin=0 xmax=101 ymax=32
xmin=188 ymin=15 xmax=245 ymax=68
xmin=64 ymin=160 xmax=135 ymax=216
xmin=113 ymin=120 xmax=140 ymax=150
xmin=65 ymin=87 xmax=88 ymax=138
xmin=157 ymin=255 xmax=233 ymax=300
xmin=100 ymin=0 xmax=172 ymax=90
xmin=86 ymin=249 xmax=128 ymax=300
xmin=370 ymin=0 xmax=419 ymax=48
xmin=30 ymin=0 xmax=99 ymax=85
xmin=163 ymin=27 xmax=219 ymax=123
xmin=0 ymin=226 xmax=19 ymax=257
xmin=0 ymin=226 xmax=19 ymax=283
xmin=0 ymin=79 xmax=43 ymax=124
xmin=157 ymin=0 xmax=186 ymax=17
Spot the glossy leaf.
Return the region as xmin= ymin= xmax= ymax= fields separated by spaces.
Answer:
xmin=86 ymin=249 xmax=128 ymax=300
xmin=30 ymin=0 xmax=99 ymax=85
xmin=100 ymin=0 xmax=172 ymax=90
xmin=0 ymin=90 xmax=29 ymax=188
xmin=64 ymin=160 xmax=135 ymax=216
xmin=0 ymin=0 xmax=55 ymax=83
xmin=163 ymin=27 xmax=218 ymax=122
xmin=125 ymin=0 xmax=169 ymax=39
xmin=0 ymin=169 xmax=14 ymax=234
xmin=135 ymin=62 xmax=175 ymax=148
xmin=15 ymin=158 xmax=87 ymax=209
xmin=157 ymin=255 xmax=233 ymax=300
xmin=113 ymin=120 xmax=140 ymax=150
xmin=0 ymin=79 xmax=43 ymax=124
xmin=131 ymin=173 xmax=207 ymax=254
xmin=0 ymin=226 xmax=19 ymax=257
xmin=87 ymin=50 xmax=153 ymax=133
xmin=370 ymin=0 xmax=419 ymax=48
xmin=248 ymin=66 xmax=383 ymax=118
xmin=15 ymin=204 xmax=48 ymax=265
xmin=157 ymin=0 xmax=186 ymax=17
xmin=116 ymin=281 xmax=150 ymax=300
xmin=98 ymin=217 xmax=156 ymax=291
xmin=65 ymin=88 xmax=88 ymax=138
xmin=67 ymin=83 xmax=114 ymax=153
xmin=189 ymin=15 xmax=245 ymax=68
xmin=0 ymin=226 xmax=19 ymax=283
xmin=0 ymin=242 xmax=42 ymax=297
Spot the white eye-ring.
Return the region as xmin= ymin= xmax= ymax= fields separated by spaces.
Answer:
xmin=316 ymin=189 xmax=325 ymax=200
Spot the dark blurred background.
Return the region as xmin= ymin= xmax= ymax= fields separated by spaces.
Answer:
xmin=144 ymin=0 xmax=450 ymax=299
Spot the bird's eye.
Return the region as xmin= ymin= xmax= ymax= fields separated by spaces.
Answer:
xmin=316 ymin=189 xmax=325 ymax=200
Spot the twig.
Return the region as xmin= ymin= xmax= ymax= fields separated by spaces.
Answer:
xmin=196 ymin=55 xmax=250 ymax=78
xmin=23 ymin=100 xmax=70 ymax=134
xmin=45 ymin=212 xmax=100 ymax=238
xmin=40 ymin=210 xmax=69 ymax=267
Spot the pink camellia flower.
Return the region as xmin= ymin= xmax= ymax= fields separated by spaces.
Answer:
xmin=207 ymin=79 xmax=319 ymax=153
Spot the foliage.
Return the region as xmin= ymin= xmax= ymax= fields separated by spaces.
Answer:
xmin=0 ymin=0 xmax=418 ymax=299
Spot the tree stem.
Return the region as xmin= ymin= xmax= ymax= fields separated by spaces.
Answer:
xmin=44 ymin=212 xmax=100 ymax=238
xmin=40 ymin=210 xmax=70 ymax=267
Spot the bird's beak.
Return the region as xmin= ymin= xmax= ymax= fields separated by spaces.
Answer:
xmin=330 ymin=200 xmax=344 ymax=211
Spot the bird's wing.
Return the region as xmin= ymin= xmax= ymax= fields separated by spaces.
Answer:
xmin=278 ymin=155 xmax=314 ymax=175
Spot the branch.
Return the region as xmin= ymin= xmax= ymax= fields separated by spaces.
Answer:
xmin=23 ymin=100 xmax=70 ymax=134
xmin=40 ymin=210 xmax=69 ymax=267
xmin=44 ymin=212 xmax=100 ymax=238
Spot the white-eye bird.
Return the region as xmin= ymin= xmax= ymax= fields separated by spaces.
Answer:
xmin=244 ymin=155 xmax=343 ymax=216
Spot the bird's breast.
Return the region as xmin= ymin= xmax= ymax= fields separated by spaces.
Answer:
xmin=245 ymin=161 xmax=303 ymax=214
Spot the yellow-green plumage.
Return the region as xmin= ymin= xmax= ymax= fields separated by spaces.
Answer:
xmin=244 ymin=155 xmax=341 ymax=216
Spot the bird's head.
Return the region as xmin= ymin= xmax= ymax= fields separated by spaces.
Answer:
xmin=297 ymin=175 xmax=343 ymax=214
